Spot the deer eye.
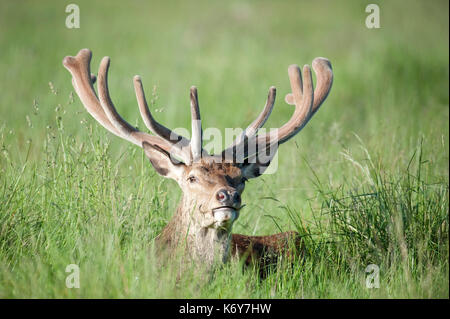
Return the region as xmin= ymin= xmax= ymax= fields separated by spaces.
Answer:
xmin=187 ymin=175 xmax=197 ymax=183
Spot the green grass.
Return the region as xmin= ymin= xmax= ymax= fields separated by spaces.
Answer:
xmin=0 ymin=0 xmax=448 ymax=298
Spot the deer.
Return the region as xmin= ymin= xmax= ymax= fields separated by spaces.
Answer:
xmin=62 ymin=49 xmax=333 ymax=277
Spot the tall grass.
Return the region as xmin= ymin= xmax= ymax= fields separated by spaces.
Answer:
xmin=0 ymin=96 xmax=447 ymax=298
xmin=282 ymin=139 xmax=449 ymax=298
xmin=0 ymin=0 xmax=448 ymax=298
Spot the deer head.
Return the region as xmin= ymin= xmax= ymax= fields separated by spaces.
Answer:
xmin=62 ymin=49 xmax=333 ymax=267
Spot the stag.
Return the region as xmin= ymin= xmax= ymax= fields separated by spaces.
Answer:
xmin=62 ymin=49 xmax=333 ymax=275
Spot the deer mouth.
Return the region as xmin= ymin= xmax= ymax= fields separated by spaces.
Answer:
xmin=212 ymin=206 xmax=238 ymax=226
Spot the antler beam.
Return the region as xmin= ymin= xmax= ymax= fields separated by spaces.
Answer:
xmin=221 ymin=58 xmax=333 ymax=161
xmin=62 ymin=49 xmax=208 ymax=164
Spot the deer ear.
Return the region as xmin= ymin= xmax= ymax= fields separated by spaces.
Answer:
xmin=142 ymin=142 xmax=185 ymax=181
xmin=241 ymin=161 xmax=270 ymax=179
xmin=240 ymin=150 xmax=277 ymax=179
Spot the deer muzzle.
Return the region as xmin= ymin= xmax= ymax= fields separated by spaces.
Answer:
xmin=212 ymin=207 xmax=238 ymax=226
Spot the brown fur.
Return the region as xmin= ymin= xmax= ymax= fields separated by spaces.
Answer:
xmin=231 ymin=231 xmax=303 ymax=277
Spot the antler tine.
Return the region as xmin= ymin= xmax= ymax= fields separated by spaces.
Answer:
xmin=222 ymin=86 xmax=276 ymax=158
xmin=97 ymin=57 xmax=142 ymax=144
xmin=190 ymin=86 xmax=203 ymax=161
xmin=133 ymin=75 xmax=191 ymax=148
xmin=251 ymin=58 xmax=333 ymax=158
xmin=276 ymin=64 xmax=314 ymax=144
xmin=63 ymin=49 xmax=190 ymax=163
xmin=217 ymin=58 xmax=332 ymax=162
xmin=274 ymin=59 xmax=333 ymax=146
xmin=222 ymin=60 xmax=332 ymax=162
xmin=284 ymin=58 xmax=333 ymax=118
xmin=71 ymin=74 xmax=97 ymax=95
xmin=240 ymin=86 xmax=277 ymax=138
xmin=234 ymin=64 xmax=313 ymax=161
xmin=310 ymin=57 xmax=333 ymax=116
xmin=96 ymin=56 xmax=191 ymax=163
xmin=286 ymin=64 xmax=304 ymax=107
xmin=63 ymin=49 xmax=122 ymax=137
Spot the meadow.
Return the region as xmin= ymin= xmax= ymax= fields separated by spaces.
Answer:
xmin=0 ymin=0 xmax=448 ymax=298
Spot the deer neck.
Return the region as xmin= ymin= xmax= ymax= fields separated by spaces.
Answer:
xmin=159 ymin=194 xmax=232 ymax=266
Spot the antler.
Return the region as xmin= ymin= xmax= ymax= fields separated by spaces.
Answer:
xmin=133 ymin=75 xmax=190 ymax=154
xmin=63 ymin=49 xmax=331 ymax=165
xmin=62 ymin=49 xmax=206 ymax=164
xmin=189 ymin=86 xmax=203 ymax=161
xmin=222 ymin=87 xmax=276 ymax=160
xmin=221 ymin=58 xmax=333 ymax=161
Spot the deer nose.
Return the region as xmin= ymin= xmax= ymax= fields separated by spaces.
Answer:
xmin=216 ymin=189 xmax=228 ymax=203
xmin=231 ymin=191 xmax=241 ymax=204
xmin=216 ymin=189 xmax=240 ymax=206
